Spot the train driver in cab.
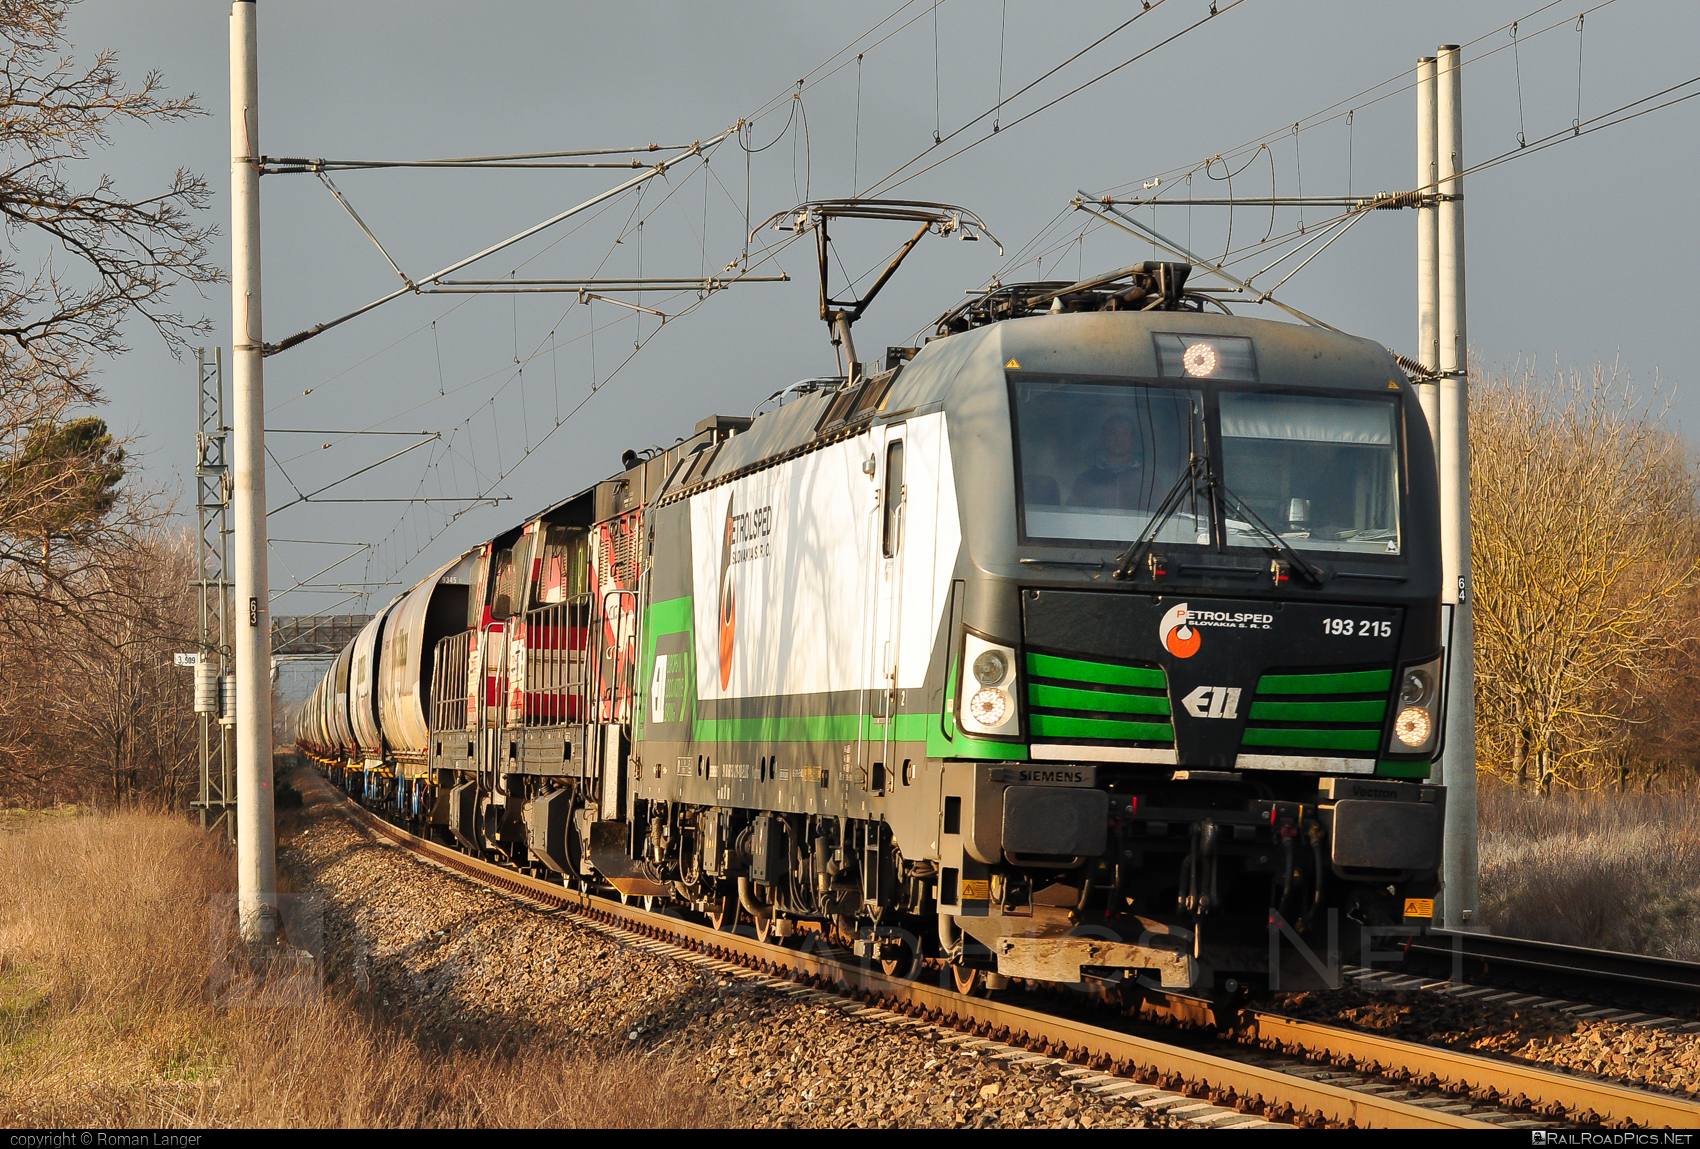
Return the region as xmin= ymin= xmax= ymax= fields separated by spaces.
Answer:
xmin=1070 ymin=412 xmax=1151 ymax=510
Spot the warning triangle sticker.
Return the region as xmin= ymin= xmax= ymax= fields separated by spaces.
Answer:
xmin=1005 ymin=358 xmax=1021 ymax=369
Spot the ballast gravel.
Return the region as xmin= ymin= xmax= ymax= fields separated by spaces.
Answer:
xmin=280 ymin=774 xmax=1172 ymax=1129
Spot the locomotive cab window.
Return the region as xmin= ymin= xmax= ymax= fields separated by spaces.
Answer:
xmin=1012 ymin=377 xmax=1205 ymax=545
xmin=882 ymin=439 xmax=906 ymax=557
xmin=1218 ymin=391 xmax=1401 ymax=556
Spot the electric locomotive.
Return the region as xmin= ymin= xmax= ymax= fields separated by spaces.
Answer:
xmin=297 ymin=220 xmax=1445 ymax=999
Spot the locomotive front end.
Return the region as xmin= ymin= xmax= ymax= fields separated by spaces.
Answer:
xmin=924 ymin=307 xmax=1446 ymax=994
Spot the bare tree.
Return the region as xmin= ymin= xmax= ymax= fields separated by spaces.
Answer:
xmin=3 ymin=527 xmax=198 ymax=806
xmin=0 ymin=0 xmax=221 ymax=387
xmin=0 ymin=0 xmax=219 ymax=599
xmin=0 ymin=2 xmax=217 ymax=807
xmin=1471 ymin=357 xmax=1700 ymax=793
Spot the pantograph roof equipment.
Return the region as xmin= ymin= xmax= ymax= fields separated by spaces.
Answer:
xmin=933 ymin=260 xmax=1241 ymax=337
xmin=754 ymin=199 xmax=1000 ymax=381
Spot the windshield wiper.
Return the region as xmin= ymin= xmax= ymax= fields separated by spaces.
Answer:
xmin=1214 ymin=481 xmax=1328 ymax=586
xmin=1112 ymin=460 xmax=1327 ymax=587
xmin=1111 ymin=456 xmax=1209 ymax=581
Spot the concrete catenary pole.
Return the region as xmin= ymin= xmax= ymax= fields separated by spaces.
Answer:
xmin=1436 ymin=43 xmax=1478 ymax=929
xmin=1415 ymin=56 xmax=1441 ymax=441
xmin=230 ymin=0 xmax=277 ymax=943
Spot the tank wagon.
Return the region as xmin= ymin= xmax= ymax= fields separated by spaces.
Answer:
xmin=297 ymin=254 xmax=1447 ymax=1000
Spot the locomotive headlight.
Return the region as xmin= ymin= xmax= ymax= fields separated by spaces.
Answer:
xmin=1181 ymin=341 xmax=1219 ymax=377
xmin=968 ymin=688 xmax=1010 ymax=727
xmin=1394 ymin=706 xmax=1432 ymax=747
xmin=1386 ymin=653 xmax=1444 ymax=755
xmin=1399 ymin=668 xmax=1433 ymax=707
xmin=960 ymin=632 xmax=1021 ymax=737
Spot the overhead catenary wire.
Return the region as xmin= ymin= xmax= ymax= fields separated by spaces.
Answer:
xmin=859 ymin=0 xmax=1186 ymax=198
xmin=256 ymin=143 xmax=688 ymax=174
xmin=932 ymin=0 xmax=942 ymax=144
xmin=271 ymin=433 xmax=442 ymax=514
xmin=284 ymin=1 xmax=1269 ymax=605
xmin=362 ymin=226 xmax=810 ymax=592
xmin=275 ymin=0 xmax=1604 ymax=611
xmin=294 ymin=156 xmax=752 ymax=571
xmin=869 ymin=0 xmax=1250 ymax=199
xmin=993 ymin=0 xmax=1008 ymax=132
xmin=343 ymin=20 xmax=986 ymax=597
xmin=1051 ymin=62 xmax=1700 ymax=373
xmin=1045 ymin=0 xmax=1662 ymax=338
xmin=389 ymin=231 xmax=806 ymax=551
xmin=1101 ymin=0 xmax=1621 ymax=200
xmin=265 ymin=131 xmax=734 ymax=357
xmin=1459 ymin=72 xmax=1700 ymax=179
xmin=282 ymin=4 xmax=946 ymax=604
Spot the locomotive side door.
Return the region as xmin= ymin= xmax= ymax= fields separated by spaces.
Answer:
xmin=867 ymin=426 xmax=907 ymax=790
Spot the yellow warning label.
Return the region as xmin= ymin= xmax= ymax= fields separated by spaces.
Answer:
xmin=1403 ymin=897 xmax=1435 ymax=919
xmin=1387 ymin=380 xmax=1402 ymax=389
xmin=960 ymin=879 xmax=991 ymax=901
xmin=1005 ymin=358 xmax=1021 ymax=370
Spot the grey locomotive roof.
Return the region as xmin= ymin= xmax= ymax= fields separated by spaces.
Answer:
xmin=702 ymin=385 xmax=836 ymax=477
xmin=889 ymin=311 xmax=1405 ymax=412
xmin=678 ymin=312 xmax=1403 ymax=491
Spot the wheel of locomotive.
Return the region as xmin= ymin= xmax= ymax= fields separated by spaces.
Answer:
xmin=880 ymin=935 xmax=923 ymax=981
xmin=952 ymin=964 xmax=989 ymax=998
xmin=708 ymin=890 xmax=739 ymax=932
xmin=754 ymin=911 xmax=779 ymax=946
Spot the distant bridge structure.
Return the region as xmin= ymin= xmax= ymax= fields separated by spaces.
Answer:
xmin=270 ymin=614 xmax=372 ymax=658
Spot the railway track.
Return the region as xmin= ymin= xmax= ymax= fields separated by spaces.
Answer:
xmin=300 ymin=771 xmax=1700 ymax=1130
xmin=1399 ymin=930 xmax=1700 ymax=1025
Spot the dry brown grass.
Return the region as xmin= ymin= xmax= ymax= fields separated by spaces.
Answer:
xmin=0 ymin=809 xmax=729 ymax=1127
xmin=1478 ymin=785 xmax=1700 ymax=960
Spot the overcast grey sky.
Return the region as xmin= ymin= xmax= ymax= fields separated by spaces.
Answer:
xmin=67 ymin=0 xmax=1700 ymax=619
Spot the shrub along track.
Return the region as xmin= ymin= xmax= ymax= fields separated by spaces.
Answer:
xmin=303 ymin=770 xmax=1700 ymax=1130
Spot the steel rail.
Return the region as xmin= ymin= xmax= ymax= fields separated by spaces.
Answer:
xmin=296 ymin=773 xmax=1547 ymax=1129
xmin=304 ymin=770 xmax=1700 ymax=1127
xmin=1244 ymin=1011 xmax=1700 ymax=1129
xmin=1421 ymin=930 xmax=1700 ymax=994
xmin=1410 ymin=930 xmax=1700 ymax=1004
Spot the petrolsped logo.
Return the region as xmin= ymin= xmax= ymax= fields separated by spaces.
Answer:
xmin=1160 ymin=602 xmax=1201 ymax=658
xmin=718 ymin=496 xmax=736 ymax=690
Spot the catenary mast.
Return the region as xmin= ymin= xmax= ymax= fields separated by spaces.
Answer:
xmin=230 ymin=0 xmax=278 ymax=943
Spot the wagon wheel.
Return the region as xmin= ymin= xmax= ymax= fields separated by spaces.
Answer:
xmin=880 ymin=935 xmax=922 ymax=981
xmin=952 ymin=964 xmax=988 ymax=998
xmin=708 ymin=891 xmax=739 ymax=932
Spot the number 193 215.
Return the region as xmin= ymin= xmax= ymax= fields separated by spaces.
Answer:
xmin=1323 ymin=618 xmax=1392 ymax=638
